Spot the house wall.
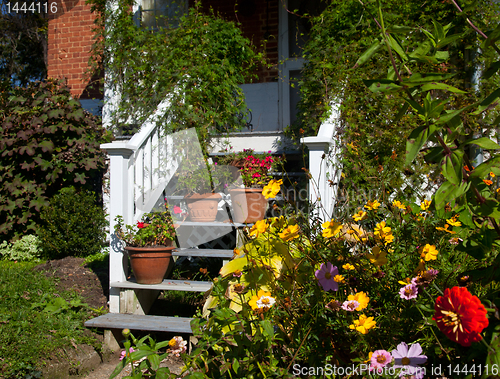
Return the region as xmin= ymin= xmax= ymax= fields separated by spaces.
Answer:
xmin=47 ymin=0 xmax=100 ymax=99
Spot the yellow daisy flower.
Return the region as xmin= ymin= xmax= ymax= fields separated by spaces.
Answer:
xmin=420 ymin=244 xmax=438 ymax=261
xmin=279 ymin=224 xmax=300 ymax=241
xmin=353 ymin=210 xmax=367 ymax=222
xmin=435 ymin=224 xmax=456 ymax=234
xmin=392 ymin=200 xmax=406 ymax=210
xmin=349 ymin=314 xmax=376 ymax=334
xmin=347 ymin=291 xmax=369 ymax=311
xmin=249 ymin=219 xmax=268 ymax=237
xmin=420 ymin=199 xmax=431 ymax=211
xmin=364 ymin=200 xmax=381 ymax=211
xmin=333 ymin=274 xmax=345 ymax=283
xmin=342 ymin=263 xmax=355 ymax=271
xmin=365 ymin=246 xmax=387 ymax=266
xmin=248 ymin=290 xmax=275 ymax=311
xmin=321 ymin=220 xmax=342 ymax=238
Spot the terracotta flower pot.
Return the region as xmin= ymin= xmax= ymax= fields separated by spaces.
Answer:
xmin=185 ymin=193 xmax=221 ymax=222
xmin=229 ymin=188 xmax=268 ymax=223
xmin=125 ymin=244 xmax=175 ymax=284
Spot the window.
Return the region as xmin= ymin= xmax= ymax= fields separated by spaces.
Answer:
xmin=139 ymin=0 xmax=187 ymax=30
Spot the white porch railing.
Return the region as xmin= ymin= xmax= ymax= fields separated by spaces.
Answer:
xmin=301 ymin=107 xmax=343 ymax=225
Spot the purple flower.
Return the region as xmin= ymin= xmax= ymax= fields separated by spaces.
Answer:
xmin=391 ymin=342 xmax=427 ymax=378
xmin=315 ymin=262 xmax=339 ymax=291
xmin=399 ymin=283 xmax=418 ymax=300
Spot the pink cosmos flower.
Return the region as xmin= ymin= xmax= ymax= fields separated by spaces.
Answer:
xmin=399 ymin=283 xmax=418 ymax=300
xmin=137 ymin=221 xmax=145 ymax=228
xmin=370 ymin=349 xmax=392 ymax=370
xmin=315 ymin=262 xmax=339 ymax=291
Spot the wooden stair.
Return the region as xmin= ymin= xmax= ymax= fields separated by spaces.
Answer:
xmin=84 ymin=313 xmax=193 ymax=334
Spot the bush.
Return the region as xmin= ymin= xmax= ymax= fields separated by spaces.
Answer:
xmin=0 ymin=79 xmax=110 ymax=240
xmin=0 ymin=234 xmax=41 ymax=262
xmin=37 ymin=187 xmax=107 ymax=259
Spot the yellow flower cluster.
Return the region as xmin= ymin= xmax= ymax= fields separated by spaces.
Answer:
xmin=420 ymin=199 xmax=431 ymax=211
xmin=321 ymin=220 xmax=342 ymax=238
xmin=279 ymin=224 xmax=300 ymax=241
xmin=364 ymin=200 xmax=381 ymax=211
xmin=373 ymin=221 xmax=394 ymax=245
xmin=392 ymin=200 xmax=406 ymax=210
xmin=347 ymin=291 xmax=369 ymax=311
xmin=249 ymin=219 xmax=268 ymax=237
xmin=420 ymin=244 xmax=438 ymax=261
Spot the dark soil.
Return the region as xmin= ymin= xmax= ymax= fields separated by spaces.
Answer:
xmin=32 ymin=255 xmax=206 ymax=378
xmin=34 ymin=256 xmax=109 ymax=310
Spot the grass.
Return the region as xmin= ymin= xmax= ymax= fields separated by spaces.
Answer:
xmin=0 ymin=260 xmax=101 ymax=379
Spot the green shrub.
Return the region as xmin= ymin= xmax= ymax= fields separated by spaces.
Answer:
xmin=37 ymin=187 xmax=107 ymax=259
xmin=0 ymin=234 xmax=42 ymax=262
xmin=0 ymin=79 xmax=111 ymax=240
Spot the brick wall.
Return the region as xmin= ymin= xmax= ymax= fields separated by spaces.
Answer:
xmin=47 ymin=0 xmax=101 ymax=99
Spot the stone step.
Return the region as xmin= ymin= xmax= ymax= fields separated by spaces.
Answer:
xmin=173 ymin=248 xmax=234 ymax=259
xmin=110 ymin=279 xmax=212 ymax=292
xmin=84 ymin=313 xmax=193 ymax=334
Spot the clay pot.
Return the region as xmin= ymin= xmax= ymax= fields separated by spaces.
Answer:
xmin=229 ymin=188 xmax=268 ymax=223
xmin=185 ymin=193 xmax=221 ymax=222
xmin=125 ymin=244 xmax=175 ymax=284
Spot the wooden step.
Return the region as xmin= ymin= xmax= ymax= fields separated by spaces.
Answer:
xmin=110 ymin=279 xmax=213 ymax=292
xmin=174 ymin=248 xmax=234 ymax=259
xmin=84 ymin=313 xmax=193 ymax=334
xmin=175 ymin=221 xmax=251 ymax=227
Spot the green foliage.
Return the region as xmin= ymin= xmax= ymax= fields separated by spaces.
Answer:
xmin=88 ymin=0 xmax=265 ymax=154
xmin=37 ymin=187 xmax=107 ymax=259
xmin=293 ymin=0 xmax=497 ymax=199
xmin=0 ymin=79 xmax=110 ymax=240
xmin=0 ymin=261 xmax=99 ymax=378
xmin=0 ymin=234 xmax=41 ymax=262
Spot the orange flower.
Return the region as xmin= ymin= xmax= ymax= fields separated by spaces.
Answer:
xmin=483 ymin=179 xmax=493 ymax=186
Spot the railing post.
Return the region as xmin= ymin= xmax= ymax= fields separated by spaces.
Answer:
xmin=101 ymin=142 xmax=134 ymax=313
xmin=301 ymin=111 xmax=342 ymax=225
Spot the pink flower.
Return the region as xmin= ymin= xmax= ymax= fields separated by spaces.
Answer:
xmin=252 ymin=173 xmax=261 ymax=178
xmin=173 ymin=205 xmax=182 ymax=214
xmin=341 ymin=300 xmax=359 ymax=311
xmin=137 ymin=221 xmax=145 ymax=228
xmin=119 ymin=347 xmax=135 ymax=361
xmin=399 ymin=283 xmax=418 ymax=300
xmin=370 ymin=349 xmax=392 ymax=370
xmin=391 ymin=342 xmax=427 ymax=379
xmin=315 ymin=262 xmax=339 ymax=291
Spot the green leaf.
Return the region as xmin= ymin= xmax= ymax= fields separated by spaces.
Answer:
xmin=402 ymin=73 xmax=456 ymax=86
xmin=469 ymin=157 xmax=500 ymax=179
xmin=460 ymin=137 xmax=500 ymax=150
xmin=420 ymin=82 xmax=466 ymax=94
xmin=473 ymin=88 xmax=500 ymax=114
xmin=147 ymin=353 xmax=160 ymax=371
xmin=388 ymin=35 xmax=408 ymax=62
xmin=483 ymin=61 xmax=500 ymax=80
xmin=456 ymin=229 xmax=496 ymax=260
xmin=473 ymin=199 xmax=500 ymax=219
xmin=353 ymin=40 xmax=383 ymax=68
xmin=260 ymin=319 xmax=274 ymax=338
xmin=434 ymin=104 xmax=473 ymax=125
xmin=405 ymin=124 xmax=438 ymax=165
xmin=364 ymin=79 xmax=403 ymax=93
xmin=434 ymin=181 xmax=469 ymax=209
xmin=424 ymin=146 xmax=445 ymax=163
xmin=441 ymin=151 xmax=463 ymax=185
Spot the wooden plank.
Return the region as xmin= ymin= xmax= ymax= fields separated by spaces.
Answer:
xmin=175 ymin=221 xmax=251 ymax=228
xmin=84 ymin=313 xmax=193 ymax=334
xmin=173 ymin=248 xmax=234 ymax=259
xmin=110 ymin=279 xmax=213 ymax=292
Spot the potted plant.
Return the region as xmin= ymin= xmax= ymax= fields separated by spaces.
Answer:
xmin=218 ymin=150 xmax=281 ymax=223
xmin=114 ymin=209 xmax=176 ymax=284
xmin=175 ymin=157 xmax=228 ymax=222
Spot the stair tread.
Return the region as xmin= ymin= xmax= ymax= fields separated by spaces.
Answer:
xmin=84 ymin=313 xmax=193 ymax=334
xmin=110 ymin=279 xmax=213 ymax=292
xmin=175 ymin=221 xmax=251 ymax=227
xmin=174 ymin=248 xmax=234 ymax=258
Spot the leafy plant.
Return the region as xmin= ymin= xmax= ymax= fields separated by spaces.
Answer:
xmin=0 ymin=234 xmax=41 ymax=261
xmin=37 ymin=186 xmax=108 ymax=259
xmin=0 ymin=79 xmax=110 ymax=240
xmin=114 ymin=208 xmax=176 ymax=247
xmin=87 ymin=0 xmax=265 ymax=155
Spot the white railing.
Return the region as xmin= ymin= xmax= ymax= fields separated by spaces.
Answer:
xmin=101 ymin=120 xmax=178 ymax=313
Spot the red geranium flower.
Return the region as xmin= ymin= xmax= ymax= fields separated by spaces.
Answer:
xmin=137 ymin=221 xmax=145 ymax=229
xmin=173 ymin=206 xmax=182 ymax=214
xmin=433 ymin=286 xmax=489 ymax=346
